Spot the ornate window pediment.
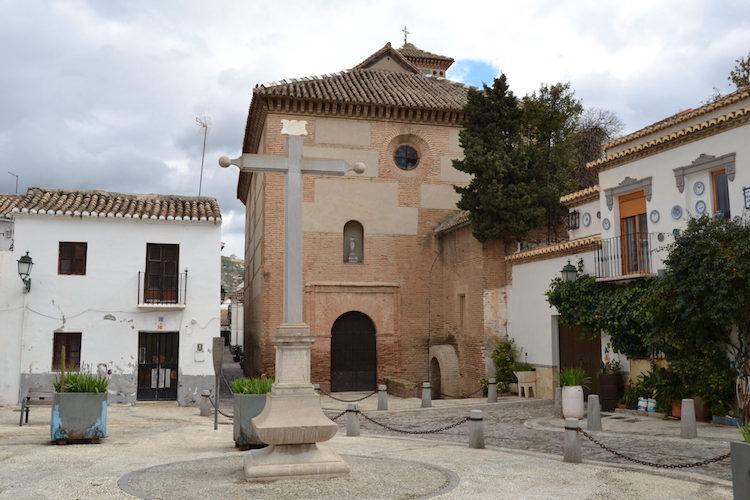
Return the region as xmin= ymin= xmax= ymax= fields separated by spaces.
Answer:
xmin=673 ymin=153 xmax=735 ymax=193
xmin=605 ymin=176 xmax=652 ymax=211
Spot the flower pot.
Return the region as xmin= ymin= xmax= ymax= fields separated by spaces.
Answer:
xmin=599 ymin=372 xmax=623 ymax=412
xmin=514 ymin=371 xmax=536 ymax=384
xmin=562 ymin=386 xmax=584 ymax=419
xmin=732 ymin=441 xmax=750 ymax=498
xmin=233 ymin=393 xmax=267 ymax=450
xmin=51 ymin=392 xmax=107 ymax=442
xmin=671 ymin=400 xmax=682 ymax=419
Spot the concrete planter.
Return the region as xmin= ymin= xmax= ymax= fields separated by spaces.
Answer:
xmin=51 ymin=392 xmax=107 ymax=443
xmin=513 ymin=371 xmax=536 ymax=384
xmin=562 ymin=386 xmax=584 ymax=419
xmin=233 ymin=393 xmax=267 ymax=450
xmin=731 ymin=440 xmax=750 ymax=498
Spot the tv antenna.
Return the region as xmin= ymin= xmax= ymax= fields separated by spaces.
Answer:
xmin=195 ymin=116 xmax=210 ymax=196
xmin=8 ymin=171 xmax=18 ymax=194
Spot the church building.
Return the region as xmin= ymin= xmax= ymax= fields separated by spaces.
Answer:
xmin=236 ymin=42 xmax=509 ymax=396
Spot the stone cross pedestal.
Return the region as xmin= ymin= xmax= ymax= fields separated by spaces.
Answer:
xmin=219 ymin=119 xmax=364 ymax=481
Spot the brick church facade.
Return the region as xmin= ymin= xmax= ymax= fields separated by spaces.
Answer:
xmin=236 ymin=43 xmax=510 ymax=396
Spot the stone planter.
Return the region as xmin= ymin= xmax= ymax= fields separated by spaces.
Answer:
xmin=562 ymin=386 xmax=584 ymax=419
xmin=731 ymin=441 xmax=750 ymax=498
xmin=51 ymin=392 xmax=107 ymax=443
xmin=514 ymin=371 xmax=536 ymax=384
xmin=233 ymin=394 xmax=267 ymax=450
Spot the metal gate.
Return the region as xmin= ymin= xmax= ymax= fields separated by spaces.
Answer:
xmin=137 ymin=332 xmax=179 ymax=400
xmin=330 ymin=311 xmax=376 ymax=392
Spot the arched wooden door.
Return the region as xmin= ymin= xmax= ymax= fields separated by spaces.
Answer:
xmin=331 ymin=311 xmax=376 ymax=392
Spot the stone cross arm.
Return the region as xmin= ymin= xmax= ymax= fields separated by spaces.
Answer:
xmin=219 ymin=154 xmax=365 ymax=176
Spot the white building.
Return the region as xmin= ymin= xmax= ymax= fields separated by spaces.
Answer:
xmin=0 ymin=188 xmax=222 ymax=405
xmin=506 ymin=85 xmax=750 ymax=398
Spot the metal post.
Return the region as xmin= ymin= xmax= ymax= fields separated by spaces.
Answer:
xmin=563 ymin=418 xmax=582 ymax=463
xmin=421 ymin=382 xmax=432 ymax=408
xmin=487 ymin=378 xmax=497 ymax=403
xmin=212 ymin=337 xmax=223 ymax=431
xmin=587 ymin=395 xmax=602 ymax=431
xmin=346 ymin=404 xmax=360 ymax=437
xmin=680 ymin=398 xmax=697 ymax=439
xmin=377 ymin=384 xmax=388 ymax=410
xmin=199 ymin=390 xmax=211 ymax=417
xmin=469 ymin=410 xmax=485 ymax=449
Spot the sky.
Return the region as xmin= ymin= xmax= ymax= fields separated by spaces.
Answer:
xmin=1 ymin=1 xmax=748 ymax=258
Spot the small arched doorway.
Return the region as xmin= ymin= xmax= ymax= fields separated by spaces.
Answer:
xmin=331 ymin=311 xmax=376 ymax=392
xmin=430 ymin=357 xmax=442 ymax=400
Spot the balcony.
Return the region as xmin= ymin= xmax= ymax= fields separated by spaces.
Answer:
xmin=137 ymin=271 xmax=187 ymax=309
xmin=595 ymin=232 xmax=657 ymax=280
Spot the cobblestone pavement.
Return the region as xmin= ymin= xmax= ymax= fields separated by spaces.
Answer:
xmin=325 ymin=398 xmax=733 ymax=482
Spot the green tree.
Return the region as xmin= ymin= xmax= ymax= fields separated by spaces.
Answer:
xmin=521 ymin=83 xmax=583 ymax=242
xmin=729 ymin=51 xmax=750 ymax=89
xmin=454 ymin=75 xmax=543 ymax=242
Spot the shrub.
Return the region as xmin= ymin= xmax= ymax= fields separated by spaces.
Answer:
xmin=490 ymin=339 xmax=518 ymax=387
xmin=231 ymin=376 xmax=274 ymax=395
xmin=512 ymin=362 xmax=534 ymax=372
xmin=54 ymin=371 xmax=108 ymax=393
xmin=559 ymin=367 xmax=590 ymax=388
xmin=739 ymin=422 xmax=750 ymax=443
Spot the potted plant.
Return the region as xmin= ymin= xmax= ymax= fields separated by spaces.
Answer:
xmin=560 ymin=367 xmax=590 ymax=419
xmin=232 ymin=376 xmax=273 ymax=450
xmin=732 ymin=422 xmax=750 ymax=497
xmin=599 ymin=360 xmax=623 ymax=412
xmin=52 ymin=364 xmax=108 ymax=443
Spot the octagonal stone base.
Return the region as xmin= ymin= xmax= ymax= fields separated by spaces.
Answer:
xmin=244 ymin=443 xmax=350 ymax=482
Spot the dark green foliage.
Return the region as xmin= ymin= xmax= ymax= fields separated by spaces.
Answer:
xmin=729 ymin=51 xmax=750 ymax=88
xmin=489 ymin=338 xmax=519 ymax=390
xmin=559 ymin=367 xmax=590 ymax=388
xmin=54 ymin=372 xmax=108 ymax=393
xmin=454 ymin=75 xmax=543 ymax=242
xmin=512 ymin=362 xmax=534 ymax=372
xmin=231 ymin=376 xmax=274 ymax=394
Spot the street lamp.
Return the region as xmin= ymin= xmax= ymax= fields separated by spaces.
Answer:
xmin=17 ymin=251 xmax=33 ymax=292
xmin=561 ymin=260 xmax=577 ymax=283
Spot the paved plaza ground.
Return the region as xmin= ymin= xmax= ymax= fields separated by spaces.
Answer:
xmin=0 ymin=391 xmax=739 ymax=499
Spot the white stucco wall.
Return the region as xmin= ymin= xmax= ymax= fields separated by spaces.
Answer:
xmin=0 ymin=251 xmax=25 ymax=404
xmin=598 ymin=122 xmax=750 ymax=273
xmin=507 ymin=251 xmax=596 ymax=367
xmin=567 ymin=199 xmax=601 ymax=240
xmin=3 ymin=214 xmax=221 ymax=405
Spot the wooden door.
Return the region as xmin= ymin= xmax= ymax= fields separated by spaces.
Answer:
xmin=145 ymin=244 xmax=179 ymax=303
xmin=137 ymin=332 xmax=179 ymax=400
xmin=559 ymin=324 xmax=601 ymax=397
xmin=330 ymin=311 xmax=376 ymax=392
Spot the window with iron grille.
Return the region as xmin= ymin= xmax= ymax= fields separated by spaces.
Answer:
xmin=59 ymin=242 xmax=87 ymax=275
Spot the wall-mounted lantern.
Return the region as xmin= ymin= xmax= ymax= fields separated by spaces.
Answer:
xmin=568 ymin=210 xmax=580 ymax=230
xmin=561 ymin=260 xmax=577 ymax=283
xmin=17 ymin=251 xmax=33 ymax=292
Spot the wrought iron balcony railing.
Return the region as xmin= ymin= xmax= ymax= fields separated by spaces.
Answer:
xmin=595 ymin=232 xmax=657 ymax=279
xmin=138 ymin=271 xmax=187 ymax=306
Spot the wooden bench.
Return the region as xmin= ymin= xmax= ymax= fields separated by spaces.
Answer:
xmin=19 ymin=388 xmax=55 ymax=426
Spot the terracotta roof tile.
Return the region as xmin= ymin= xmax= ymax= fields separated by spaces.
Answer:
xmin=560 ymin=185 xmax=600 ymax=207
xmin=505 ymin=236 xmax=601 ymax=263
xmin=4 ymin=187 xmax=221 ymax=222
xmin=604 ymin=85 xmax=750 ymax=150
xmin=398 ymin=43 xmax=454 ymax=63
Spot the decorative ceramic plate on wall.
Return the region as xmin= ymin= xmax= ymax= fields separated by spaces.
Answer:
xmin=582 ymin=212 xmax=591 ymax=227
xmin=693 ymin=181 xmax=705 ymax=196
xmin=695 ymin=200 xmax=706 ymax=215
xmin=671 ymin=205 xmax=683 ymax=219
xmin=649 ymin=210 xmax=660 ymax=223
xmin=602 ymin=218 xmax=611 ymax=230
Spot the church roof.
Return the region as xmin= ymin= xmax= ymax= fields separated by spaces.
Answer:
xmin=398 ymin=43 xmax=454 ymax=64
xmin=353 ymin=42 xmax=420 ymax=73
xmin=2 ymin=187 xmax=221 ymax=222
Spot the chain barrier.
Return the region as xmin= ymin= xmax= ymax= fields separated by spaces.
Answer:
xmin=578 ymin=429 xmax=730 ymax=469
xmin=317 ymin=388 xmax=378 ymax=403
xmin=440 ymin=386 xmax=485 ymax=399
xmin=352 ymin=409 xmax=470 ymax=435
xmin=326 ymin=409 xmax=348 ymax=421
xmin=208 ymin=396 xmax=234 ymax=419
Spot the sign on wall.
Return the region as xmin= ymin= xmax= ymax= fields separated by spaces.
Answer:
xmin=744 ymin=187 xmax=750 ymax=210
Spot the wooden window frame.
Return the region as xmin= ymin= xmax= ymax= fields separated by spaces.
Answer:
xmin=711 ymin=169 xmax=731 ymax=219
xmin=52 ymin=332 xmax=82 ymax=371
xmin=58 ymin=242 xmax=87 ymax=275
xmin=618 ymin=190 xmax=649 ymax=275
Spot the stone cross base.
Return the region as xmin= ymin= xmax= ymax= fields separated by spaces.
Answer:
xmin=244 ymin=443 xmax=350 ymax=482
xmin=252 ymin=392 xmax=338 ymax=444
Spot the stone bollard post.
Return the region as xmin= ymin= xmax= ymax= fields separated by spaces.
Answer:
xmin=346 ymin=403 xmax=360 ymax=437
xmin=563 ymin=418 xmax=582 ymax=463
xmin=587 ymin=395 xmax=602 ymax=431
xmin=469 ymin=410 xmax=485 ymax=449
xmin=421 ymin=382 xmax=432 ymax=408
xmin=554 ymin=387 xmax=563 ymax=418
xmin=487 ymin=378 xmax=497 ymax=403
xmin=680 ymin=398 xmax=697 ymax=439
xmin=199 ymin=390 xmax=211 ymax=416
xmin=377 ymin=384 xmax=388 ymax=411
xmin=313 ymin=383 xmax=320 ymax=393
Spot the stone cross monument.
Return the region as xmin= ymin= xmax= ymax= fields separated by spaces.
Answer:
xmin=219 ymin=119 xmax=364 ymax=481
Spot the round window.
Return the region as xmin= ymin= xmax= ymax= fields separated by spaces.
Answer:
xmin=394 ymin=145 xmax=419 ymax=170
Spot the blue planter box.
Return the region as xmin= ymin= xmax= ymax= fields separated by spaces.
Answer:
xmin=713 ymin=415 xmax=742 ymax=427
xmin=51 ymin=392 xmax=108 ymax=442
